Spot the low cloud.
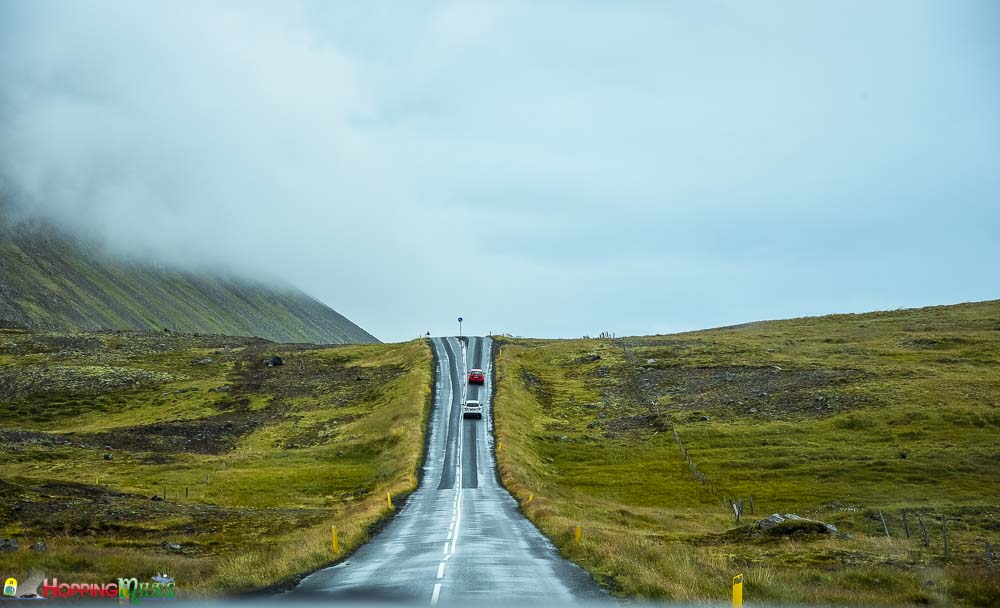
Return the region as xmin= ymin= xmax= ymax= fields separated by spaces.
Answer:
xmin=2 ymin=1 xmax=998 ymax=340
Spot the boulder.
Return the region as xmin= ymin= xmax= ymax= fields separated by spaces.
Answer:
xmin=0 ymin=538 xmax=18 ymax=552
xmin=757 ymin=513 xmax=786 ymax=529
xmin=266 ymin=356 xmax=284 ymax=367
xmin=755 ymin=513 xmax=837 ymax=535
xmin=32 ymin=542 xmax=46 ymax=553
xmin=191 ymin=358 xmax=213 ymax=366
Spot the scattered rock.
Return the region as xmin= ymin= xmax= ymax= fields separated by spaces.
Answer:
xmin=150 ymin=495 xmax=163 ymax=502
xmin=162 ymin=542 xmax=182 ymax=552
xmin=699 ymin=415 xmax=711 ymax=422
xmin=587 ymin=421 xmax=599 ymax=429
xmin=597 ymin=411 xmax=606 ymax=419
xmin=32 ymin=542 xmax=46 ymax=553
xmin=152 ymin=573 xmax=174 ymax=584
xmin=266 ymin=356 xmax=284 ymax=367
xmin=0 ymin=538 xmax=18 ymax=552
xmin=212 ymin=385 xmax=230 ymax=393
xmin=559 ymin=435 xmax=572 ymax=442
xmin=749 ymin=408 xmax=758 ymax=414
xmin=191 ymin=358 xmax=213 ymax=366
xmin=573 ymin=354 xmax=602 ymax=364
xmin=755 ymin=513 xmax=837 ymax=535
xmin=758 ymin=513 xmax=786 ymax=529
xmin=646 ymin=358 xmax=656 ymax=365
xmin=103 ymin=453 xmax=113 ymax=461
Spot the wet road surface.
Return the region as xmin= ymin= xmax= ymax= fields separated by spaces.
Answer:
xmin=290 ymin=337 xmax=609 ymax=605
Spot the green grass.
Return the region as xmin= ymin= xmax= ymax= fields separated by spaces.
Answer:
xmin=493 ymin=300 xmax=1000 ymax=606
xmin=0 ymin=330 xmax=432 ymax=596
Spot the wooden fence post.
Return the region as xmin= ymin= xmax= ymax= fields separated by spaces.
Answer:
xmin=986 ymin=541 xmax=995 ymax=572
xmin=919 ymin=516 xmax=929 ymax=547
xmin=902 ymin=510 xmax=910 ymax=540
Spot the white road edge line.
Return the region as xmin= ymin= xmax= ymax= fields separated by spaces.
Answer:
xmin=451 ymin=487 xmax=462 ymax=554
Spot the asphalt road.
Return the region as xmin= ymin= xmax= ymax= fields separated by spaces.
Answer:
xmin=290 ymin=336 xmax=609 ymax=605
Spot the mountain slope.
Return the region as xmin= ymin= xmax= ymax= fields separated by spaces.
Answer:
xmin=0 ymin=214 xmax=377 ymax=344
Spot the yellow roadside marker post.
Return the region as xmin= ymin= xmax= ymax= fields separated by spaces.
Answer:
xmin=732 ymin=574 xmax=743 ymax=608
xmin=574 ymin=523 xmax=582 ymax=545
xmin=331 ymin=526 xmax=340 ymax=554
xmin=387 ymin=492 xmax=393 ymax=509
xmin=528 ymin=494 xmax=533 ymax=504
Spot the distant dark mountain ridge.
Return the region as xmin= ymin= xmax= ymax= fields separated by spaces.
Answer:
xmin=0 ymin=208 xmax=377 ymax=344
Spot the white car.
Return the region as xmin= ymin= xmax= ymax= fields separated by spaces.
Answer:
xmin=462 ymin=399 xmax=483 ymax=419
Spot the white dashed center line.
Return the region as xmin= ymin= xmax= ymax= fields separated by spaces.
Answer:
xmin=430 ymin=338 xmax=475 ymax=606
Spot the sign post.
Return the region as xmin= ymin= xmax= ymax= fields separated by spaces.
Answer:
xmin=458 ymin=317 xmax=463 ymax=337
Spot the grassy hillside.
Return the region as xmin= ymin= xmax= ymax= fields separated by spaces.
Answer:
xmin=493 ymin=300 xmax=1000 ymax=607
xmin=0 ymin=329 xmax=431 ymax=596
xmin=0 ymin=215 xmax=376 ymax=344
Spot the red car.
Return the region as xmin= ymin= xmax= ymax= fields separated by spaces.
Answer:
xmin=468 ymin=368 xmax=485 ymax=384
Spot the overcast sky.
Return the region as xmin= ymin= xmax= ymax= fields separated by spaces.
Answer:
xmin=1 ymin=1 xmax=998 ymax=342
